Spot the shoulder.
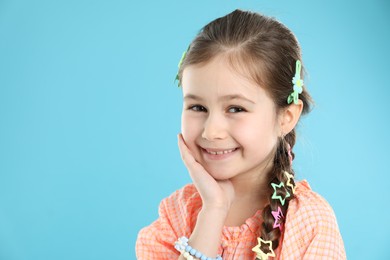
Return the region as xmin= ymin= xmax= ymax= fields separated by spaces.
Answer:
xmin=136 ymin=184 xmax=202 ymax=259
xmin=287 ymin=180 xmax=339 ymax=229
xmin=165 ymin=183 xmax=200 ymax=204
xmin=281 ymin=180 xmax=345 ymax=257
xmin=157 ymin=183 xmax=202 ymax=235
xmin=159 ymin=183 xmax=202 ymax=218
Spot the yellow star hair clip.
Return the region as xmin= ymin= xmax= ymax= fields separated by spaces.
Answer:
xmin=252 ymin=237 xmax=275 ymax=260
xmin=284 ymin=171 xmax=296 ymax=194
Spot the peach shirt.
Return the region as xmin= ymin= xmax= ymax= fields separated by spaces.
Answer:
xmin=136 ymin=180 xmax=346 ymax=259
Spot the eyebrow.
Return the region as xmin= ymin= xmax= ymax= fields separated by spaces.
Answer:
xmin=184 ymin=94 xmax=255 ymax=104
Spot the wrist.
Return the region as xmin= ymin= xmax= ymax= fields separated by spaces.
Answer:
xmin=185 ymin=206 xmax=227 ymax=258
xmin=175 ymin=236 xmax=222 ymax=260
xmin=201 ymin=204 xmax=229 ymax=217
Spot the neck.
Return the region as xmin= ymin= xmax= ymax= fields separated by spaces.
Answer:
xmin=224 ymin=162 xmax=273 ymax=227
xmin=230 ymin=173 xmax=269 ymax=201
xmin=230 ymin=154 xmax=273 ymax=201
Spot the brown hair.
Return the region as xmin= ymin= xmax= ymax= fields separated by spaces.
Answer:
xmin=177 ymin=9 xmax=313 ymax=257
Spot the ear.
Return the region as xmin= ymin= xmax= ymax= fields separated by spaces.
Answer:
xmin=279 ymin=100 xmax=304 ymax=135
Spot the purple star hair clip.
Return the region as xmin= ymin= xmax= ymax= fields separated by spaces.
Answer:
xmin=271 ymin=206 xmax=284 ymax=231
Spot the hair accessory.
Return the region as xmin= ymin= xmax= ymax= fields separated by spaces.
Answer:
xmin=252 ymin=237 xmax=275 ymax=260
xmin=271 ymin=206 xmax=284 ymax=230
xmin=174 ymin=236 xmax=223 ymax=260
xmin=284 ymin=171 xmax=296 ymax=194
xmin=287 ymin=60 xmax=303 ymax=105
xmin=271 ymin=181 xmax=291 ymax=206
xmin=174 ymin=45 xmax=190 ymax=87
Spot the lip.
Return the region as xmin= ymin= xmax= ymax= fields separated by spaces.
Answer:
xmin=201 ymin=147 xmax=239 ymax=161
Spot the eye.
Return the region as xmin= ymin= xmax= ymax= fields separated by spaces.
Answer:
xmin=188 ymin=105 xmax=207 ymax=112
xmin=228 ymin=106 xmax=246 ymax=113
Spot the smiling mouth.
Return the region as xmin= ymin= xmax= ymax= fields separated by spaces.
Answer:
xmin=203 ymin=148 xmax=238 ymax=155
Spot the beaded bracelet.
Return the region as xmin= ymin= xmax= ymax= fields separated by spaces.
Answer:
xmin=174 ymin=236 xmax=223 ymax=260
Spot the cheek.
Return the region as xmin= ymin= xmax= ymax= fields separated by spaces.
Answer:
xmin=233 ymin=116 xmax=278 ymax=150
xmin=181 ymin=114 xmax=202 ymax=150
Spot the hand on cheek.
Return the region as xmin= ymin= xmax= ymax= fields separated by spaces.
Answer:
xmin=177 ymin=133 xmax=235 ymax=211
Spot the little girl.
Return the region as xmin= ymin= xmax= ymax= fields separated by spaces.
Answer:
xmin=136 ymin=9 xmax=346 ymax=260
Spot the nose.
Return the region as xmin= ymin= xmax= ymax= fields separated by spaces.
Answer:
xmin=201 ymin=113 xmax=228 ymax=141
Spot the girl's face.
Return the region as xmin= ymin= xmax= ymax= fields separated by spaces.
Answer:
xmin=181 ymin=55 xmax=281 ymax=181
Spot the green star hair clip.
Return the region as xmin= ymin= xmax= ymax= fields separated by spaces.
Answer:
xmin=174 ymin=45 xmax=190 ymax=87
xmin=287 ymin=60 xmax=303 ymax=104
xmin=271 ymin=181 xmax=291 ymax=206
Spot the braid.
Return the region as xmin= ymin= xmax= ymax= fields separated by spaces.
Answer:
xmin=257 ymin=130 xmax=297 ymax=258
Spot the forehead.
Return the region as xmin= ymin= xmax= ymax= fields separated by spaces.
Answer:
xmin=181 ymin=56 xmax=267 ymax=102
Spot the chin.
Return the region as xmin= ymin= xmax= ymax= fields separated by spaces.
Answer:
xmin=205 ymin=167 xmax=233 ymax=181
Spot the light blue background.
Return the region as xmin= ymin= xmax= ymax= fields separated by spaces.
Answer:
xmin=0 ymin=0 xmax=389 ymax=259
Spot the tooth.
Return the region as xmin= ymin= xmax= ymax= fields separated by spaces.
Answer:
xmin=206 ymin=149 xmax=236 ymax=155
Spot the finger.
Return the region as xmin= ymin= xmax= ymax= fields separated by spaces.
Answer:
xmin=177 ymin=133 xmax=201 ymax=169
xmin=177 ymin=134 xmax=233 ymax=208
xmin=177 ymin=133 xmax=213 ymax=183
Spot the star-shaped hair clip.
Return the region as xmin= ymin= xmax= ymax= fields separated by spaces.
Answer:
xmin=271 ymin=181 xmax=291 ymax=206
xmin=271 ymin=206 xmax=284 ymax=231
xmin=287 ymin=60 xmax=303 ymax=105
xmin=252 ymin=237 xmax=275 ymax=260
xmin=284 ymin=171 xmax=296 ymax=195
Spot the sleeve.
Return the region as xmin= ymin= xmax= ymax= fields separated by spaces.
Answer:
xmin=135 ymin=185 xmax=199 ymax=260
xmin=135 ymin=199 xmax=180 ymax=259
xmin=302 ymin=199 xmax=346 ymax=260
